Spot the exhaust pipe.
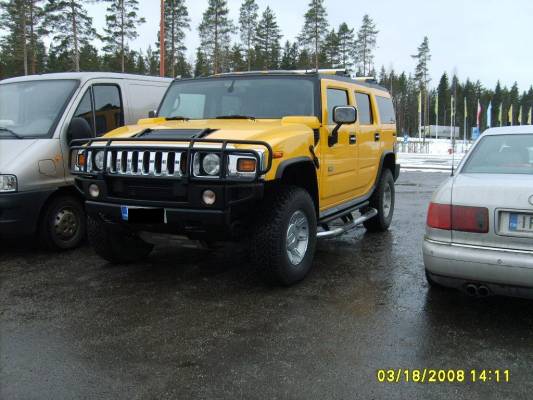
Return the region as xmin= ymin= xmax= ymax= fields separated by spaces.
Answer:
xmin=477 ymin=285 xmax=490 ymax=298
xmin=465 ymin=284 xmax=478 ymax=297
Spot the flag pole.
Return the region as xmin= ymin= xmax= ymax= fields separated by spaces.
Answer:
xmin=159 ymin=0 xmax=166 ymax=77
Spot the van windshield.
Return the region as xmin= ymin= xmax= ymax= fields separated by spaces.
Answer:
xmin=158 ymin=77 xmax=316 ymax=120
xmin=0 ymin=79 xmax=79 ymax=139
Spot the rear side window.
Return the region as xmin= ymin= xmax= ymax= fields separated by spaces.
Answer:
xmin=355 ymin=92 xmax=373 ymax=125
xmin=376 ymin=96 xmax=396 ymax=124
xmin=327 ymin=88 xmax=349 ymax=124
xmin=93 ymin=85 xmax=124 ymax=136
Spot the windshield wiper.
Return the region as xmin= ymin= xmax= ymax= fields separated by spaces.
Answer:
xmin=215 ymin=115 xmax=256 ymax=121
xmin=0 ymin=127 xmax=22 ymax=139
xmin=165 ymin=116 xmax=190 ymax=121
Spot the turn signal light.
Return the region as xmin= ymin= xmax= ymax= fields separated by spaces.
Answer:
xmin=237 ymin=158 xmax=256 ymax=172
xmin=427 ymin=203 xmax=489 ymax=233
xmin=77 ymin=153 xmax=87 ymax=167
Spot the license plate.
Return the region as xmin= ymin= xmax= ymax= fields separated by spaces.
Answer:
xmin=121 ymin=206 xmax=165 ymax=224
xmin=509 ymin=213 xmax=533 ymax=232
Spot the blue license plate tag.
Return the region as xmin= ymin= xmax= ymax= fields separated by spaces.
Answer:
xmin=509 ymin=213 xmax=533 ymax=232
xmin=121 ymin=206 xmax=129 ymax=221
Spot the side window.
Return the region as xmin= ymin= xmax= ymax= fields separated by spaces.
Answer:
xmin=93 ymin=85 xmax=124 ymax=136
xmin=327 ymin=88 xmax=349 ymax=125
xmin=355 ymin=92 xmax=373 ymax=125
xmin=73 ymin=90 xmax=95 ymax=136
xmin=376 ymin=96 xmax=396 ymax=124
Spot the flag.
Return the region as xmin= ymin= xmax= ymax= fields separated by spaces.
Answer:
xmin=486 ymin=101 xmax=492 ymax=128
xmin=464 ymin=97 xmax=468 ymax=118
xmin=476 ymin=100 xmax=482 ymax=127
xmin=518 ymin=106 xmax=523 ymax=125
xmin=498 ymin=103 xmax=503 ymax=127
xmin=508 ymin=104 xmax=513 ymax=125
xmin=435 ymin=95 xmax=438 ymax=120
xmin=528 ymin=107 xmax=532 ymax=125
xmin=418 ymin=91 xmax=422 ymax=114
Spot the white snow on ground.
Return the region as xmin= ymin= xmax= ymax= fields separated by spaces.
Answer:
xmin=398 ymin=153 xmax=464 ymax=172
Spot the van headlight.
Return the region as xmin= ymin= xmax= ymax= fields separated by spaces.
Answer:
xmin=0 ymin=175 xmax=17 ymax=192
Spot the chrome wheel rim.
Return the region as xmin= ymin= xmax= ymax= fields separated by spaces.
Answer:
xmin=383 ymin=183 xmax=392 ymax=219
xmin=286 ymin=210 xmax=309 ymax=266
xmin=54 ymin=207 xmax=79 ymax=241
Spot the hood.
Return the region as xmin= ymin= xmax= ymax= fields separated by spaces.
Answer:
xmin=102 ymin=118 xmax=316 ymax=148
xmin=0 ymin=139 xmax=38 ymax=172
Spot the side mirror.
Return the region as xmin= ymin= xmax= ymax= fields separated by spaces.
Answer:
xmin=329 ymin=106 xmax=357 ymax=147
xmin=67 ymin=117 xmax=93 ymax=145
xmin=148 ymin=110 xmax=157 ymax=118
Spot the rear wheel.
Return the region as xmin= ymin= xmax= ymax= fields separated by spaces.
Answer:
xmin=250 ymin=185 xmax=317 ymax=286
xmin=87 ymin=215 xmax=153 ymax=263
xmin=39 ymin=195 xmax=86 ymax=250
xmin=364 ymin=169 xmax=395 ymax=232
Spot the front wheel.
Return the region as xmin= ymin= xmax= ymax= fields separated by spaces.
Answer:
xmin=364 ymin=169 xmax=395 ymax=232
xmin=39 ymin=195 xmax=86 ymax=250
xmin=250 ymin=185 xmax=317 ymax=286
xmin=87 ymin=216 xmax=153 ymax=264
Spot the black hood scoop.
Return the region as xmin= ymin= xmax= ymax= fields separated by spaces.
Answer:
xmin=136 ymin=128 xmax=217 ymax=140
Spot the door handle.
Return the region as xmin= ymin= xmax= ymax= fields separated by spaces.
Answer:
xmin=349 ymin=134 xmax=357 ymax=144
xmin=374 ymin=132 xmax=380 ymax=141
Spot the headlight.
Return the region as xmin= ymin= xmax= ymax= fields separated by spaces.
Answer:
xmin=94 ymin=150 xmax=105 ymax=171
xmin=201 ymin=153 xmax=221 ymax=176
xmin=0 ymin=175 xmax=17 ymax=192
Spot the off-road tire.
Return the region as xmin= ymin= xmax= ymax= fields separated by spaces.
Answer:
xmin=364 ymin=169 xmax=395 ymax=232
xmin=87 ymin=215 xmax=153 ymax=263
xmin=39 ymin=195 xmax=86 ymax=250
xmin=250 ymin=185 xmax=317 ymax=286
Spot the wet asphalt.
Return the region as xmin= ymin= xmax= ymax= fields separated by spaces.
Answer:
xmin=1 ymin=171 xmax=532 ymax=400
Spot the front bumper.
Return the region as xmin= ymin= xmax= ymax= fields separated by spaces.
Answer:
xmin=0 ymin=190 xmax=53 ymax=236
xmin=423 ymin=238 xmax=533 ymax=297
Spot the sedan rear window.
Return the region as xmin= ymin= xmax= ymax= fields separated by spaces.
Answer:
xmin=462 ymin=134 xmax=533 ymax=175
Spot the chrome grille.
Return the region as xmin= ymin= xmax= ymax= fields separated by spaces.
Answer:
xmin=85 ymin=149 xmax=183 ymax=177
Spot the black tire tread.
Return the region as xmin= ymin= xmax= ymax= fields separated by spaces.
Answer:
xmin=364 ymin=169 xmax=395 ymax=232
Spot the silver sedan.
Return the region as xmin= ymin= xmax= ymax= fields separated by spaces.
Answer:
xmin=423 ymin=126 xmax=533 ymax=299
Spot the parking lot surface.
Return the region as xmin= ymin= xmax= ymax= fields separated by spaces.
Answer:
xmin=1 ymin=172 xmax=532 ymax=400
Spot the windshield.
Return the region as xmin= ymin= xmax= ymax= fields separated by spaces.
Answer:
xmin=158 ymin=77 xmax=316 ymax=120
xmin=0 ymin=79 xmax=79 ymax=139
xmin=462 ymin=134 xmax=533 ymax=175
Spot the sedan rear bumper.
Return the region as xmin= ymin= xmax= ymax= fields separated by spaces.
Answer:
xmin=423 ymin=238 xmax=533 ymax=292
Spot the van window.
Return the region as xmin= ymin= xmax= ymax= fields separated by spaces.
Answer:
xmin=355 ymin=92 xmax=373 ymax=125
xmin=376 ymin=96 xmax=396 ymax=124
xmin=73 ymin=90 xmax=95 ymax=135
xmin=327 ymin=89 xmax=349 ymax=124
xmin=93 ymin=85 xmax=124 ymax=136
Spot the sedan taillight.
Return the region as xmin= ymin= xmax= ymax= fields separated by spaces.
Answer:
xmin=427 ymin=203 xmax=489 ymax=233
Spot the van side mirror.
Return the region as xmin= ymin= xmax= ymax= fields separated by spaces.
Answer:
xmin=329 ymin=106 xmax=357 ymax=147
xmin=148 ymin=110 xmax=157 ymax=118
xmin=67 ymin=117 xmax=93 ymax=145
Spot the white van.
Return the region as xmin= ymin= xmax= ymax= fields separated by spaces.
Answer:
xmin=0 ymin=72 xmax=172 ymax=249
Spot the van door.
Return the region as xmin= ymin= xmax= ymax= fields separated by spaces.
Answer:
xmin=320 ymin=82 xmax=360 ymax=209
xmin=355 ymin=91 xmax=380 ymax=190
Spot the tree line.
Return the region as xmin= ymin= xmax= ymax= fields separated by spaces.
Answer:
xmin=1 ymin=0 xmax=531 ymax=139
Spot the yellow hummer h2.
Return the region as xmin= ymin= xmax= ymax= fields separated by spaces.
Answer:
xmin=71 ymin=70 xmax=399 ymax=285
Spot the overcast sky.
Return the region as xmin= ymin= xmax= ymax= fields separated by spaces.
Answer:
xmin=14 ymin=0 xmax=533 ymax=90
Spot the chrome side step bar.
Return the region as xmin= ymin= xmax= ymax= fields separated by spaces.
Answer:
xmin=317 ymin=208 xmax=378 ymax=239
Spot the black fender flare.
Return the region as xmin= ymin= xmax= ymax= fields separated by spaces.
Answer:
xmin=275 ymin=156 xmax=315 ymax=180
xmin=377 ymin=151 xmax=400 ymax=182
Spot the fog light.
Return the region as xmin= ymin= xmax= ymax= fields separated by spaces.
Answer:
xmin=202 ymin=189 xmax=216 ymax=205
xmin=88 ymin=184 xmax=100 ymax=198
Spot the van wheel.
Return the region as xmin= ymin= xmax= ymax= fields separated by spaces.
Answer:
xmin=250 ymin=185 xmax=317 ymax=286
xmin=364 ymin=169 xmax=395 ymax=232
xmin=87 ymin=215 xmax=153 ymax=263
xmin=39 ymin=195 xmax=86 ymax=250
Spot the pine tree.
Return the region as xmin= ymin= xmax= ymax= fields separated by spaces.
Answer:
xmin=194 ymin=48 xmax=209 ymax=77
xmin=298 ymin=0 xmax=328 ymax=70
xmin=280 ymin=40 xmax=299 ymax=70
xmin=102 ymin=0 xmax=145 ymax=73
xmin=198 ymin=0 xmax=235 ymax=74
xmin=228 ymin=43 xmax=246 ymax=71
xmin=135 ymin=50 xmax=146 ymax=75
xmin=355 ymin=14 xmax=378 ymax=76
xmin=336 ymin=22 xmax=355 ymax=70
xmin=145 ymin=45 xmax=159 ymax=75
xmin=322 ymin=29 xmax=339 ymax=68
xmin=43 ymin=0 xmax=98 ymax=72
xmin=412 ymin=36 xmax=431 ymax=89
xmin=255 ymin=6 xmax=282 ymax=70
xmin=79 ymin=43 xmax=100 ymax=71
xmin=163 ymin=0 xmax=190 ymax=78
xmin=238 ymin=0 xmax=258 ymax=71
xmin=0 ymin=0 xmax=46 ymax=76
